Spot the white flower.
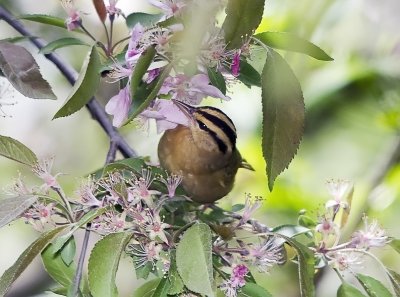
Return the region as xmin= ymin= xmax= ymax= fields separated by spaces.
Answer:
xmin=351 ymin=216 xmax=389 ymax=249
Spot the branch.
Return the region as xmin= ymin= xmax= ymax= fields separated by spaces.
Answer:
xmin=70 ymin=224 xmax=91 ymax=297
xmin=0 ymin=5 xmax=137 ymax=158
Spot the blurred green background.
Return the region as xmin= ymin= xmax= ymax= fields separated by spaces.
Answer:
xmin=0 ymin=0 xmax=400 ymax=296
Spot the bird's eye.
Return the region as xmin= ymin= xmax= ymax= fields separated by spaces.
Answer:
xmin=198 ymin=121 xmax=207 ymax=130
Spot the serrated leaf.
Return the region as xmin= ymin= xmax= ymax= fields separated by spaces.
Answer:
xmin=356 ymin=274 xmax=393 ymax=297
xmin=92 ymin=0 xmax=107 ymax=23
xmin=52 ymin=208 xmax=107 ymax=254
xmin=18 ymin=14 xmax=67 ymax=29
xmin=39 ymin=38 xmax=89 ymax=55
xmin=254 ymin=32 xmax=333 ymax=61
xmin=133 ymin=278 xmax=161 ymax=297
xmin=125 ymin=63 xmax=173 ymax=123
xmin=0 ymin=195 xmax=37 ymax=228
xmin=236 ymin=59 xmax=261 ymax=87
xmin=176 ymin=223 xmax=214 ymax=297
xmin=130 ymin=46 xmax=156 ymax=98
xmin=207 ymin=68 xmax=226 ymax=95
xmin=53 ymin=46 xmax=100 ymax=119
xmin=41 ymin=242 xmax=76 ymax=288
xmin=0 ymin=226 xmax=67 ymax=296
xmin=88 ymin=232 xmax=132 ymax=297
xmin=273 ymin=233 xmax=315 ymax=297
xmin=126 ymin=12 xmax=163 ymax=28
xmin=60 ymin=236 xmax=76 ymax=266
xmin=337 ymin=283 xmax=367 ymax=297
xmin=0 ymin=135 xmax=38 ymax=166
xmin=387 ymin=269 xmax=400 ymax=297
xmin=0 ymin=42 xmax=56 ymax=99
xmin=261 ymin=48 xmax=304 ymax=190
xmin=222 ymin=0 xmax=265 ymax=49
xmin=239 ymin=282 xmax=272 ymax=297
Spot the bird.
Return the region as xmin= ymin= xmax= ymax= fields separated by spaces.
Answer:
xmin=158 ymin=100 xmax=253 ymax=203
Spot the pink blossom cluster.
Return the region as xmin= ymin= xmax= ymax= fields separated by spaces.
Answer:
xmin=101 ymin=0 xmax=249 ymax=130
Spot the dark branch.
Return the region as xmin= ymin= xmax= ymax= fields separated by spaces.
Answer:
xmin=0 ymin=5 xmax=136 ymax=158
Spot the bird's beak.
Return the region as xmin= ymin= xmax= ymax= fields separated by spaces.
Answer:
xmin=172 ymin=99 xmax=196 ymax=121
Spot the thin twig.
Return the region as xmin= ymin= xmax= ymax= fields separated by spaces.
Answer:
xmin=105 ymin=137 xmax=118 ymax=164
xmin=0 ymin=5 xmax=137 ymax=158
xmin=70 ymin=224 xmax=91 ymax=297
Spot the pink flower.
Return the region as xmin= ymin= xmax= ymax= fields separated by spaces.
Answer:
xmin=32 ymin=158 xmax=61 ymax=192
xmin=247 ymin=239 xmax=283 ymax=272
xmin=148 ymin=0 xmax=186 ymax=18
xmin=325 ymin=179 xmax=352 ymax=210
xmin=76 ymin=177 xmax=102 ymax=207
xmin=145 ymin=212 xmax=170 ymax=243
xmin=315 ymin=216 xmax=338 ymax=237
xmin=61 ymin=0 xmax=81 ymax=31
xmin=128 ymin=241 xmax=162 ymax=269
xmin=231 ymin=52 xmax=240 ymax=77
xmin=105 ymin=86 xmax=131 ymax=127
xmin=125 ymin=23 xmax=145 ymax=67
xmin=160 ymin=73 xmax=230 ymax=105
xmin=240 ymin=193 xmax=262 ymax=223
xmin=107 ymin=0 xmax=121 ymax=17
xmin=351 ymin=216 xmax=389 ymax=249
xmin=159 ymin=173 xmax=182 ymax=197
xmin=140 ymin=99 xmax=190 ymax=133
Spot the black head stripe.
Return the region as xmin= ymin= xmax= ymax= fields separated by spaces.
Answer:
xmin=197 ymin=119 xmax=228 ymax=154
xmin=200 ymin=106 xmax=235 ymax=128
xmin=196 ymin=109 xmax=236 ymax=147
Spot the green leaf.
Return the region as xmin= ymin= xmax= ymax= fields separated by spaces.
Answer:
xmin=0 ymin=194 xmax=37 ymax=228
xmin=52 ymin=208 xmax=107 ymax=254
xmin=0 ymin=42 xmax=56 ymax=99
xmin=41 ymin=242 xmax=76 ymax=288
xmin=387 ymin=269 xmax=400 ymax=297
xmin=39 ymin=38 xmax=89 ymax=55
xmin=222 ymin=0 xmax=265 ymax=49
xmin=88 ymin=232 xmax=132 ymax=297
xmin=273 ymin=233 xmax=315 ymax=297
xmin=18 ymin=14 xmax=67 ymax=29
xmin=60 ymin=236 xmax=76 ymax=266
xmin=261 ymin=48 xmax=304 ymax=190
xmin=272 ymin=224 xmax=311 ymax=238
xmin=126 ymin=12 xmax=163 ymax=28
xmin=125 ymin=63 xmax=173 ymax=123
xmin=0 ymin=135 xmax=38 ymax=166
xmin=176 ymin=223 xmax=214 ymax=297
xmin=298 ymin=215 xmax=317 ymax=229
xmin=356 ymin=274 xmax=393 ymax=297
xmin=152 ymin=277 xmax=171 ymax=297
xmin=133 ymin=278 xmax=161 ymax=297
xmin=236 ymin=59 xmax=261 ymax=87
xmin=231 ymin=204 xmax=245 ymax=212
xmin=0 ymin=226 xmax=67 ymax=296
xmin=390 ymin=240 xmax=400 ymax=254
xmin=239 ymin=283 xmax=272 ymax=297
xmin=207 ymin=68 xmax=227 ymax=95
xmin=168 ymin=250 xmax=184 ymax=295
xmin=337 ymin=283 xmax=367 ymax=297
xmin=254 ymin=32 xmax=333 ymax=61
xmin=53 ymin=46 xmax=100 ymax=119
xmin=130 ymin=46 xmax=156 ymax=98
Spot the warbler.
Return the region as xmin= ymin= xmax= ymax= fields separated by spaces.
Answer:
xmin=158 ymin=100 xmax=252 ymax=203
